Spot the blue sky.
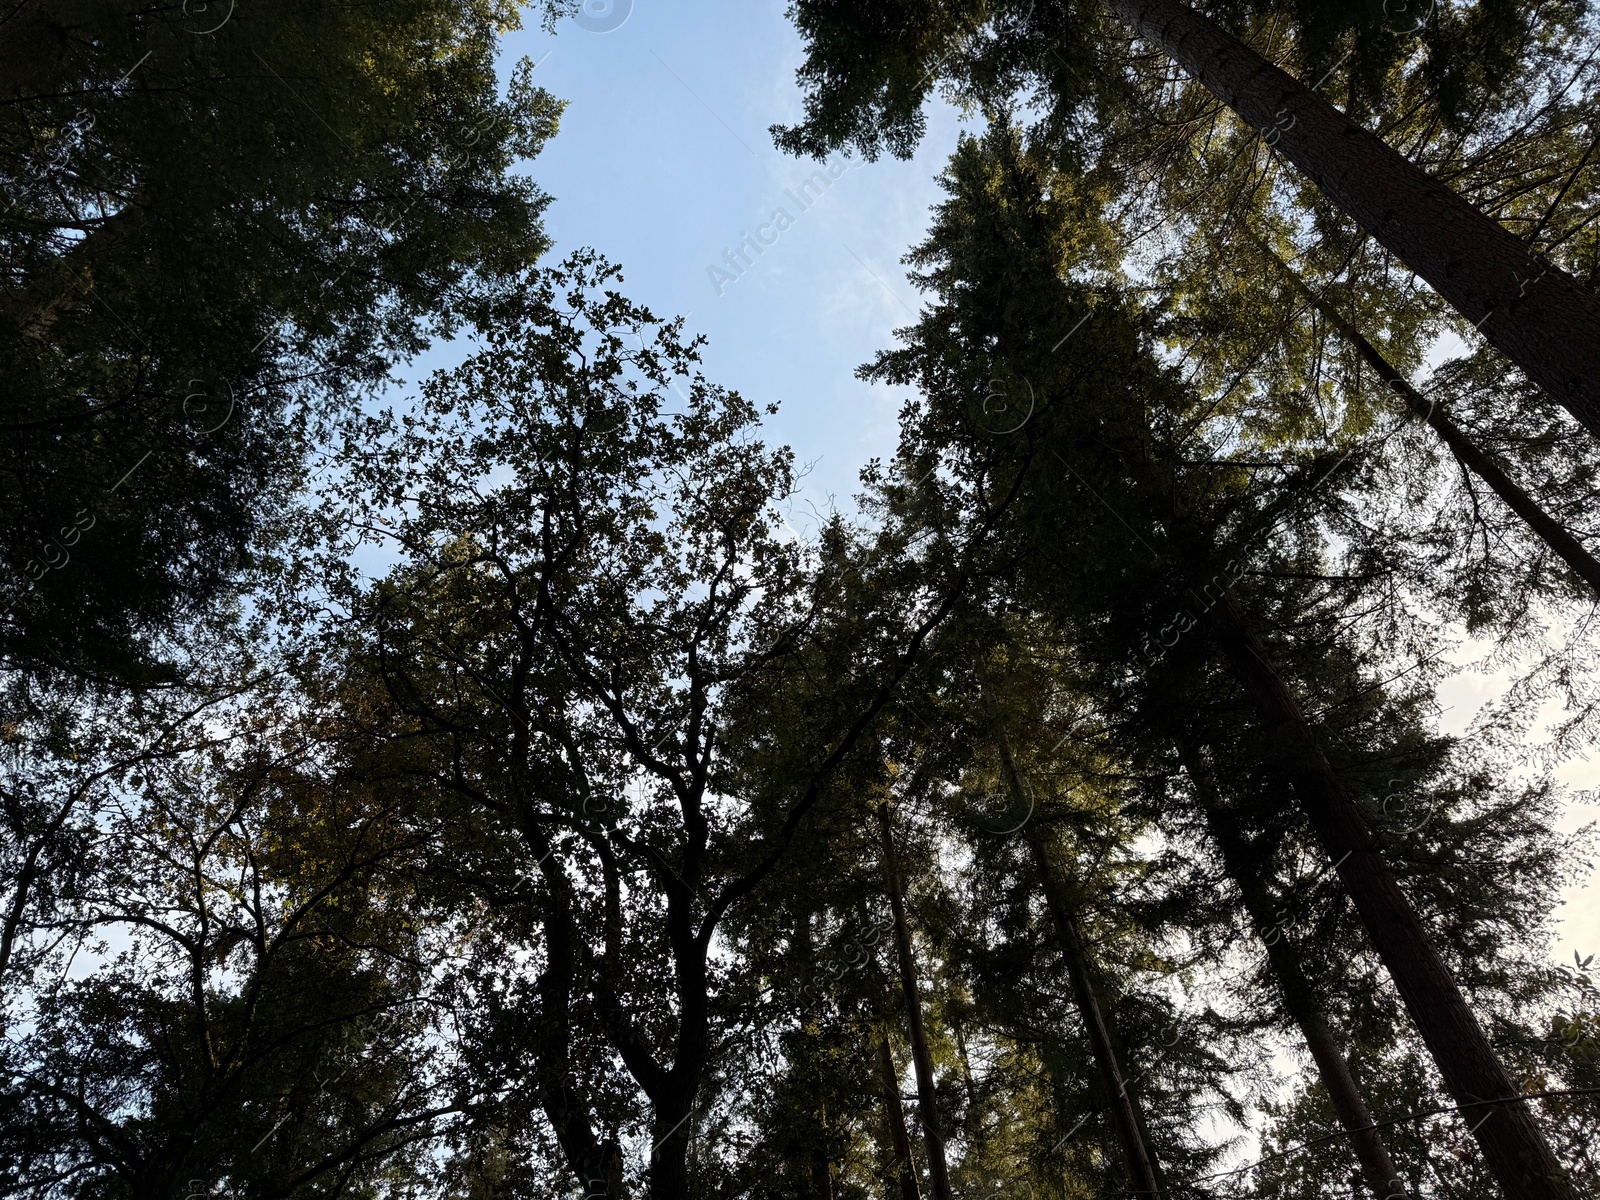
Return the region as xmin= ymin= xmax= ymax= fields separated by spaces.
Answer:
xmin=484 ymin=0 xmax=970 ymax=532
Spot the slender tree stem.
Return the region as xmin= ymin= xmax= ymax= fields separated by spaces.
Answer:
xmin=999 ymin=741 xmax=1164 ymax=1198
xmin=879 ymin=802 xmax=955 ymax=1200
xmin=1105 ymin=0 xmax=1600 ymax=438
xmin=1200 ymin=589 xmax=1576 ymax=1200
xmin=1255 ymin=237 xmax=1600 ymax=600
xmin=877 ymin=1033 xmax=924 ymax=1200
xmin=1178 ymin=739 xmax=1409 ymax=1200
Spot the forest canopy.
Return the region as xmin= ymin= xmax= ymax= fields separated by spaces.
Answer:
xmin=1 ymin=2 xmax=1598 ymax=1199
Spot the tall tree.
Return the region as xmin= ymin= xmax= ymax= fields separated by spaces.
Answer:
xmin=315 ymin=254 xmax=995 ymax=1199
xmin=1 ymin=0 xmax=561 ymax=680
xmin=1000 ymin=739 xmax=1165 ymax=1199
xmin=1176 ymin=738 xmax=1409 ymax=1200
xmin=776 ymin=0 xmax=1600 ymax=437
xmin=877 ymin=800 xmax=955 ymax=1200
xmin=864 ymin=124 xmax=1580 ymax=1200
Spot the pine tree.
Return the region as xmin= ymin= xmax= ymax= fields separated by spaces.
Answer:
xmin=862 ymin=123 xmax=1583 ymax=1199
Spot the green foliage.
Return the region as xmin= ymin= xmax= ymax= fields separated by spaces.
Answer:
xmin=0 ymin=0 xmax=560 ymax=681
xmin=7 ymin=7 xmax=1600 ymax=1198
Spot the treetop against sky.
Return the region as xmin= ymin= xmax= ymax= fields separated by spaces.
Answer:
xmin=2 ymin=2 xmax=1598 ymax=1198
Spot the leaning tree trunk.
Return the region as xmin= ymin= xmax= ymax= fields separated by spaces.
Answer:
xmin=1105 ymin=0 xmax=1600 ymax=440
xmin=1177 ymin=740 xmax=1408 ymax=1200
xmin=999 ymin=742 xmax=1164 ymax=1198
xmin=878 ymin=803 xmax=955 ymax=1200
xmin=1199 ymin=589 xmax=1575 ymax=1200
xmin=877 ymin=1034 xmax=924 ymax=1200
xmin=1256 ymin=239 xmax=1600 ymax=600
xmin=0 ymin=783 xmax=83 ymax=985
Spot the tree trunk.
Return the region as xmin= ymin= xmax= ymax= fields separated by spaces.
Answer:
xmin=998 ymin=742 xmax=1164 ymax=1198
xmin=1200 ymin=589 xmax=1575 ymax=1200
xmin=1177 ymin=739 xmax=1408 ymax=1200
xmin=877 ymin=1033 xmax=923 ymax=1200
xmin=809 ymin=1123 xmax=835 ymax=1200
xmin=523 ymin=824 xmax=625 ymax=1200
xmin=1104 ymin=0 xmax=1600 ymax=440
xmin=1256 ymin=239 xmax=1600 ymax=600
xmin=0 ymin=785 xmax=82 ymax=986
xmin=877 ymin=803 xmax=955 ymax=1200
xmin=648 ymin=1095 xmax=694 ymax=1200
xmin=794 ymin=911 xmax=836 ymax=1200
xmin=952 ymin=1015 xmax=979 ymax=1113
xmin=604 ymin=849 xmax=708 ymax=1200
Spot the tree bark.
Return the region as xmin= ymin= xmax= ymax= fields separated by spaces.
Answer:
xmin=877 ymin=1033 xmax=923 ymax=1200
xmin=793 ymin=911 xmax=836 ymax=1200
xmin=1177 ymin=740 xmax=1408 ymax=1200
xmin=523 ymin=823 xmax=626 ymax=1200
xmin=1257 ymin=240 xmax=1600 ymax=601
xmin=1104 ymin=0 xmax=1600 ymax=440
xmin=878 ymin=803 xmax=954 ymax=1200
xmin=648 ymin=1095 xmax=694 ymax=1200
xmin=1200 ymin=589 xmax=1576 ymax=1200
xmin=0 ymin=784 xmax=83 ymax=986
xmin=999 ymin=742 xmax=1164 ymax=1198
xmin=580 ymin=799 xmax=708 ymax=1200
xmin=809 ymin=1124 xmax=835 ymax=1200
